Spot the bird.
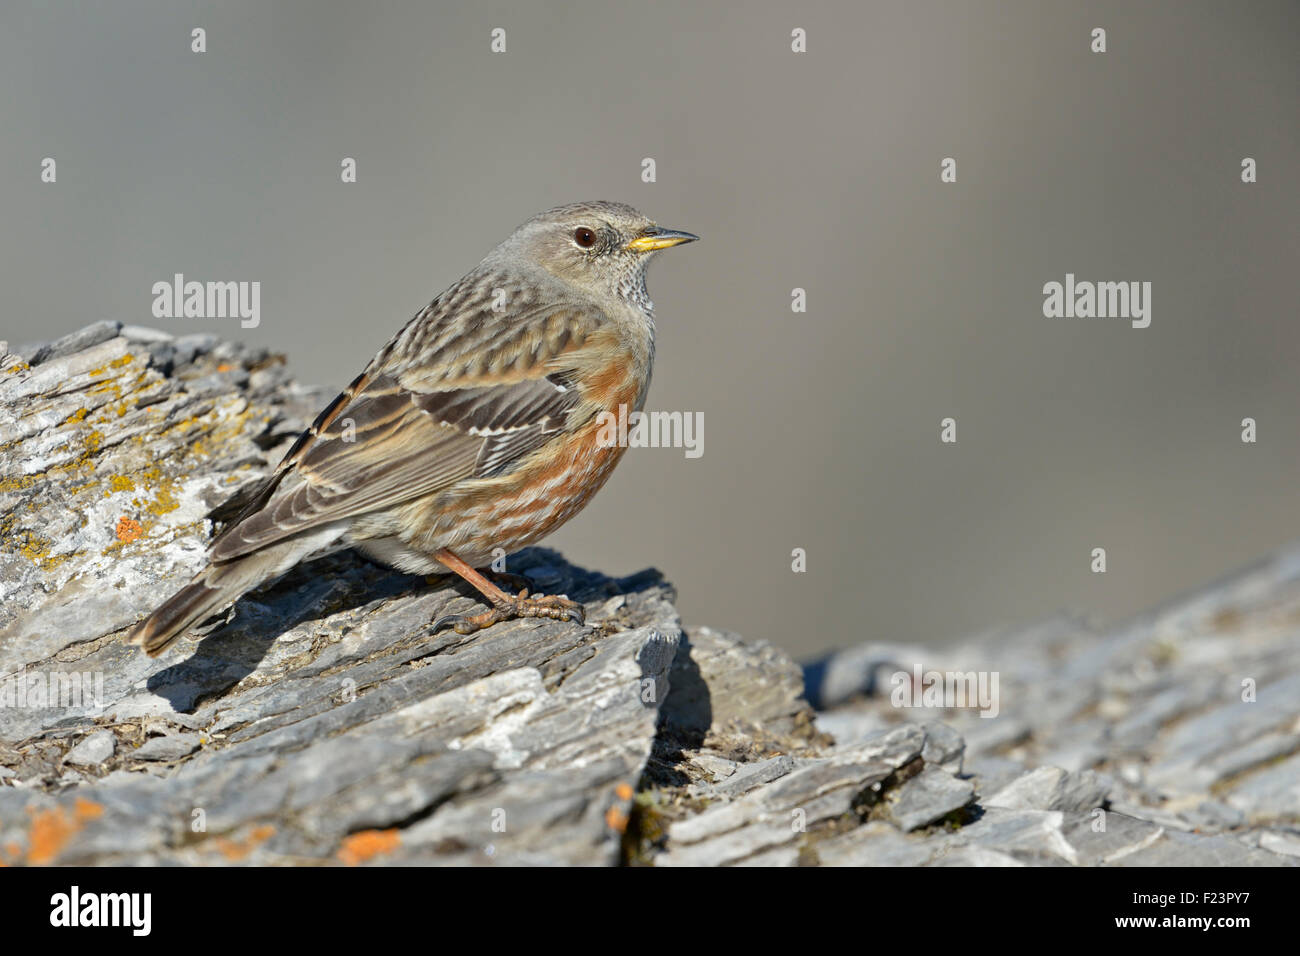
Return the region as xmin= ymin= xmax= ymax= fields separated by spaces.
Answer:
xmin=128 ymin=200 xmax=697 ymax=656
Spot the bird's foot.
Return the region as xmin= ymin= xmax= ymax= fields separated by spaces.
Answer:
xmin=433 ymin=589 xmax=585 ymax=636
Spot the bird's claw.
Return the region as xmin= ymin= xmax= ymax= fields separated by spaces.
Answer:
xmin=431 ymin=613 xmax=470 ymax=635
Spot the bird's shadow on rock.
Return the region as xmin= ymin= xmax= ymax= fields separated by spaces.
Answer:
xmin=143 ymin=547 xmax=662 ymax=713
xmin=144 ymin=550 xmax=425 ymax=709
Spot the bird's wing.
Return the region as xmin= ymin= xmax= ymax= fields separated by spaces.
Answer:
xmin=208 ymin=294 xmax=607 ymax=564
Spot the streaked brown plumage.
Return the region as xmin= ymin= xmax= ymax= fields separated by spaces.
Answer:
xmin=129 ymin=201 xmax=697 ymax=656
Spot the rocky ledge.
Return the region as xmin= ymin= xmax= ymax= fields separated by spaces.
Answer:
xmin=0 ymin=323 xmax=1296 ymax=865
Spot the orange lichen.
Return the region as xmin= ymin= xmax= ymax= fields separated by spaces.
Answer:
xmin=211 ymin=824 xmax=276 ymax=862
xmin=337 ymin=829 xmax=401 ymax=865
xmin=605 ymin=782 xmax=636 ymax=833
xmin=605 ymin=805 xmax=630 ymax=834
xmin=26 ymin=799 xmax=103 ymax=865
xmin=115 ymin=516 xmax=144 ymax=543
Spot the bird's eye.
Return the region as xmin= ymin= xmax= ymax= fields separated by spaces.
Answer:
xmin=574 ymin=227 xmax=597 ymax=248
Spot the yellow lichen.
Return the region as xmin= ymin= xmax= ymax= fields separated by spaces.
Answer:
xmin=0 ymin=475 xmax=38 ymax=494
xmin=16 ymin=531 xmax=69 ymax=572
xmin=145 ymin=484 xmax=179 ymax=516
xmin=86 ymin=355 xmax=133 ymax=377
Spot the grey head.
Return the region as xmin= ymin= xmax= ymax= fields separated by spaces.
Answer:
xmin=485 ymin=200 xmax=698 ymax=314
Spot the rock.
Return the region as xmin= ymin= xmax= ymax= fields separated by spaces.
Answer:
xmin=690 ymin=755 xmax=739 ymax=782
xmin=18 ymin=320 xmax=123 ymax=366
xmin=1222 ymin=752 xmax=1300 ymax=823
xmin=809 ymin=709 xmax=890 ymax=747
xmin=886 ymin=765 xmax=975 ymax=832
xmin=64 ymin=731 xmax=116 ymax=767
xmin=1182 ymin=800 xmax=1246 ymax=831
xmin=134 ymin=734 xmax=202 ymax=761
xmin=815 ymin=821 xmax=937 ymax=867
xmin=1259 ymin=832 xmax=1300 ymax=858
xmin=799 ymin=537 xmax=1300 ymax=863
xmin=930 ymin=846 xmax=1025 ymax=867
xmin=712 ymin=755 xmax=797 ymax=798
xmin=0 ymin=327 xmax=691 ymax=865
xmin=655 ymin=726 xmax=924 ymax=867
xmin=1062 ymin=810 xmax=1165 ymax=866
xmin=3 ymin=324 xmax=1300 ymax=867
xmin=801 ymin=641 xmax=937 ymax=710
xmin=951 ymin=808 xmax=1079 ymax=865
xmin=1106 ymin=828 xmax=1292 ymax=867
xmin=985 ymin=767 xmax=1111 ymax=814
xmin=921 ymin=721 xmax=965 ymax=774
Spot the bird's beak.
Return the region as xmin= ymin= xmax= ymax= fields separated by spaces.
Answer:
xmin=625 ymin=226 xmax=699 ymax=253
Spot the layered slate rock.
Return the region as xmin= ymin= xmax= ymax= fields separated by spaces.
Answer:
xmin=1 ymin=325 xmax=1298 ymax=866
xmin=0 ymin=326 xmax=682 ymax=864
xmin=798 ymin=548 xmax=1300 ymax=866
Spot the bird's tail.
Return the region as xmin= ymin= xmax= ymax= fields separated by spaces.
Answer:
xmin=127 ymin=537 xmax=324 ymax=657
xmin=127 ymin=572 xmax=240 ymax=657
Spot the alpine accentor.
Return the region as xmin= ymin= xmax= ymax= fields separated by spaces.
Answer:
xmin=129 ymin=200 xmax=697 ymax=655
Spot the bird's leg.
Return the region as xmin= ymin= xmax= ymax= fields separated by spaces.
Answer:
xmin=431 ymin=547 xmax=584 ymax=635
xmin=429 ymin=565 xmax=531 ymax=594
xmin=484 ymin=568 xmax=534 ymax=594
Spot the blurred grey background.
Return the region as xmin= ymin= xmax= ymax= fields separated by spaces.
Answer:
xmin=2 ymin=1 xmax=1298 ymax=659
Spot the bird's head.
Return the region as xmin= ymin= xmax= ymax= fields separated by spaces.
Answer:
xmin=496 ymin=201 xmax=698 ymax=312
